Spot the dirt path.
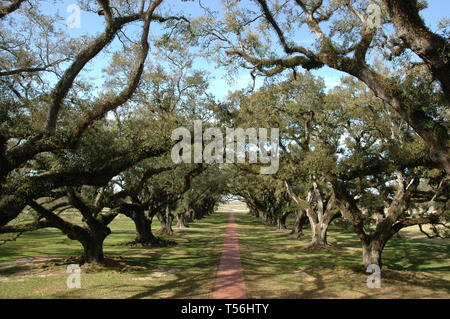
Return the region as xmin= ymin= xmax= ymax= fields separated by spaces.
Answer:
xmin=212 ymin=212 xmax=247 ymax=299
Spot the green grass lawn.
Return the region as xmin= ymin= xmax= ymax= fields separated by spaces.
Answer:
xmin=1 ymin=206 xmax=449 ymax=299
xmin=0 ymin=212 xmax=227 ymax=298
xmin=236 ymin=212 xmax=450 ymax=298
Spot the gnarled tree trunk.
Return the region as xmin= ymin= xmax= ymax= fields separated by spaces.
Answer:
xmin=80 ymin=232 xmax=108 ymax=264
xmin=158 ymin=206 xmax=174 ymax=235
xmin=362 ymin=238 xmax=386 ymax=269
xmin=176 ymin=209 xmax=191 ymax=228
xmin=276 ymin=211 xmax=291 ymax=230
xmin=308 ymin=218 xmax=331 ymax=247
xmin=276 ymin=217 xmax=286 ymax=230
xmin=307 ymin=211 xmax=341 ymax=248
xmin=290 ymin=211 xmax=307 ymax=238
xmin=260 ymin=211 xmax=275 ymax=225
xmin=133 ymin=210 xmax=160 ymax=244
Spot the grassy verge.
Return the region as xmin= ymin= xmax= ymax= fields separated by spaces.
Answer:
xmin=236 ymin=212 xmax=450 ymax=298
xmin=0 ymin=212 xmax=227 ymax=299
xmin=2 ymin=207 xmax=449 ymax=299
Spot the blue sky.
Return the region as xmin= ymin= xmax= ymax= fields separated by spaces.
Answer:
xmin=41 ymin=0 xmax=450 ymax=100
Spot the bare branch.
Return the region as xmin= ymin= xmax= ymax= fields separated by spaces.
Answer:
xmin=0 ymin=58 xmax=69 ymax=77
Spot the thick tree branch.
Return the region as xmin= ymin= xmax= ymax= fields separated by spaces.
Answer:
xmin=0 ymin=58 xmax=69 ymax=77
xmin=384 ymin=0 xmax=450 ymax=103
xmin=46 ymin=14 xmax=141 ymax=133
xmin=0 ymin=0 xmax=26 ymax=19
xmin=67 ymin=1 xmax=161 ymax=146
xmin=0 ymin=141 xmax=171 ymax=227
xmin=0 ymin=220 xmax=53 ymax=234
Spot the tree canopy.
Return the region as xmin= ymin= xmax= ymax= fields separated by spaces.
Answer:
xmin=0 ymin=0 xmax=448 ymax=270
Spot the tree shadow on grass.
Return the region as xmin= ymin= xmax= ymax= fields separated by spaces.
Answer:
xmin=384 ymin=238 xmax=450 ymax=271
xmin=236 ymin=213 xmax=450 ymax=298
xmin=240 ymin=265 xmax=328 ymax=299
xmin=126 ymin=271 xmax=214 ymax=299
xmin=381 ymin=268 xmax=450 ymax=293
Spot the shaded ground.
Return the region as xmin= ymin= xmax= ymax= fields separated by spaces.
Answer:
xmin=1 ymin=205 xmax=449 ymax=298
xmin=236 ymin=213 xmax=450 ymax=298
xmin=0 ymin=213 xmax=227 ymax=298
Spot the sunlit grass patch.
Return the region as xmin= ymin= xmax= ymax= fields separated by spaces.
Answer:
xmin=236 ymin=213 xmax=450 ymax=299
xmin=0 ymin=212 xmax=228 ymax=298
